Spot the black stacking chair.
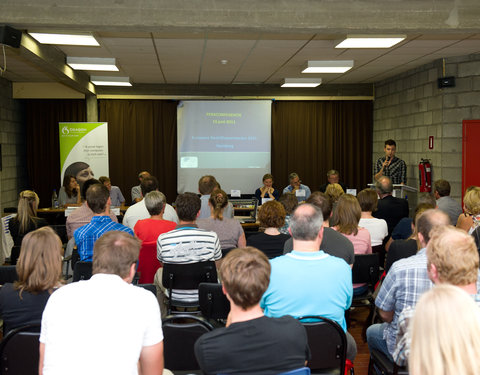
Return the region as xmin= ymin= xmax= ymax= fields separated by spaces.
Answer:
xmin=198 ymin=282 xmax=230 ymax=325
xmin=73 ymin=261 xmax=92 ymax=282
xmin=0 ymin=324 xmax=41 ymax=375
xmin=368 ymin=349 xmax=409 ymax=375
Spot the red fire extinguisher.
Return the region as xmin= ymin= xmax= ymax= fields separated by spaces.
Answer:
xmin=419 ymin=159 xmax=432 ymax=192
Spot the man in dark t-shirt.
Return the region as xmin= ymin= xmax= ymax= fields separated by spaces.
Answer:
xmin=195 ymin=247 xmax=309 ymax=375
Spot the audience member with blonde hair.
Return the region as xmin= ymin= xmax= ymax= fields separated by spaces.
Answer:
xmin=8 ymin=190 xmax=48 ymax=247
xmin=409 ymin=285 xmax=480 ymax=375
xmin=325 ymin=183 xmax=344 ymax=207
xmin=393 ymin=225 xmax=480 ymax=366
xmin=247 ymin=200 xmax=290 ymax=259
xmin=357 ymin=189 xmax=388 ymax=247
xmin=0 ymin=227 xmax=63 ymax=333
xmin=197 ymin=188 xmax=246 ymax=256
xmin=461 ymin=186 xmax=480 ymax=234
xmin=456 ymin=185 xmax=477 ymax=232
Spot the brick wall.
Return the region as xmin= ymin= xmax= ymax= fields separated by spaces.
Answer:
xmin=373 ymin=53 xmax=480 ymax=201
xmin=0 ymin=76 xmax=27 ymax=211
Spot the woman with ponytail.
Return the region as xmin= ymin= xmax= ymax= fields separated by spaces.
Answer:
xmin=9 ymin=190 xmax=48 ymax=246
xmin=197 ymin=188 xmax=246 ymax=256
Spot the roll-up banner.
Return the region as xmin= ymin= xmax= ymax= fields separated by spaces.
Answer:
xmin=59 ymin=122 xmax=109 ymax=186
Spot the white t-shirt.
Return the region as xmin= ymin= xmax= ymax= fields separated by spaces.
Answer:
xmin=123 ymin=199 xmax=179 ymax=229
xmin=40 ymin=274 xmax=163 ymax=375
xmin=359 ymin=217 xmax=388 ymax=247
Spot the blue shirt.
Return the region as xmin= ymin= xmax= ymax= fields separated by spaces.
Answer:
xmin=74 ymin=216 xmax=134 ymax=261
xmin=109 ymin=186 xmax=125 ymax=206
xmin=260 ymin=250 xmax=352 ymax=331
xmin=282 ymin=184 xmax=311 ymax=203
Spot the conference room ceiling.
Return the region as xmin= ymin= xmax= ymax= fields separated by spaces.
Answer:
xmin=2 ymin=0 xmax=480 ymax=96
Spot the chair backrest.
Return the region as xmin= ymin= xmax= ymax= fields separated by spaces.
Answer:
xmin=0 ymin=266 xmax=18 ymax=285
xmin=73 ymin=261 xmax=92 ymax=282
xmin=0 ymin=324 xmax=41 ymax=374
xmin=198 ymin=282 xmax=230 ymax=320
xmin=137 ymin=283 xmax=156 ymax=296
xmin=162 ymin=314 xmax=213 ymax=371
xmin=298 ymin=316 xmax=346 ymax=373
xmin=352 ymin=253 xmax=380 ymax=286
xmin=137 ymin=242 xmax=162 ymax=284
xmin=9 ymin=246 xmax=21 ymax=266
xmin=162 ymin=261 xmax=218 ymax=292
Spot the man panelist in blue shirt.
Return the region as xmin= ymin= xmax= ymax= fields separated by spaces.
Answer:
xmin=283 ymin=172 xmax=311 ymax=203
xmin=74 ymin=183 xmax=133 ymax=261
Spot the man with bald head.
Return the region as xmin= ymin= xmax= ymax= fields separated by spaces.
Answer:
xmin=373 ymin=176 xmax=409 ymax=237
xmin=367 ymin=209 xmax=450 ymax=361
xmin=261 ymin=203 xmax=356 ymax=361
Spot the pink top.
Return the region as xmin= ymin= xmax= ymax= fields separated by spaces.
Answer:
xmin=334 ymin=226 xmax=372 ymax=288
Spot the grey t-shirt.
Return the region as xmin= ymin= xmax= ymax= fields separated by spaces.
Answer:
xmin=283 ymin=226 xmax=355 ymax=265
xmin=197 ymin=217 xmax=244 ymax=251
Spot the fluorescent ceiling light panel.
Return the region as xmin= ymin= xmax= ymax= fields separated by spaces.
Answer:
xmin=302 ymin=60 xmax=354 ymax=73
xmin=91 ymin=76 xmax=131 ymax=86
xmin=29 ymin=33 xmax=99 ymax=46
xmin=67 ymin=57 xmax=118 ymax=71
xmin=335 ymin=35 xmax=405 ymax=48
xmin=281 ymin=78 xmax=322 ymax=88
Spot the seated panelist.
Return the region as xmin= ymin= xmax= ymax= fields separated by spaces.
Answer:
xmin=255 ymin=173 xmax=280 ymax=204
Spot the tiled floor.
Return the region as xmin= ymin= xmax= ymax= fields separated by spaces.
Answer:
xmin=348 ymin=307 xmax=371 ymax=375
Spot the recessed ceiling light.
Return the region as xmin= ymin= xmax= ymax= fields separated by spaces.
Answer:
xmin=335 ymin=35 xmax=405 ymax=49
xmin=67 ymin=57 xmax=118 ymax=71
xmin=220 ymin=59 xmax=228 ymax=65
xmin=90 ymin=76 xmax=131 ymax=86
xmin=281 ymin=78 xmax=322 ymax=88
xmin=29 ymin=33 xmax=99 ymax=46
xmin=302 ymin=60 xmax=354 ymax=73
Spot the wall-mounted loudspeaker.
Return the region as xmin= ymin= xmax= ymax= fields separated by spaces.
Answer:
xmin=0 ymin=26 xmax=22 ymax=48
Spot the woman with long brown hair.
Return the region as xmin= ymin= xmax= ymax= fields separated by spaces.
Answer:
xmin=197 ymin=188 xmax=246 ymax=256
xmin=0 ymin=227 xmax=64 ymax=333
xmin=58 ymin=174 xmax=81 ymax=207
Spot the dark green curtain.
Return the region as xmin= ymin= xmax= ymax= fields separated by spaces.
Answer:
xmin=25 ymin=99 xmax=86 ymax=207
xmin=272 ymin=101 xmax=373 ymax=192
xmin=98 ymin=99 xmax=178 ymax=204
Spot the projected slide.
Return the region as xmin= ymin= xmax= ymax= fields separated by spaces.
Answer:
xmin=177 ymin=100 xmax=272 ymax=193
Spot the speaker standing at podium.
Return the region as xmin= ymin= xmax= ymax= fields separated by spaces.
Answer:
xmin=374 ymin=139 xmax=407 ymax=185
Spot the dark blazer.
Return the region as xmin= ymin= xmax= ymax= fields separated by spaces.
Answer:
xmin=372 ymin=195 xmax=409 ymax=237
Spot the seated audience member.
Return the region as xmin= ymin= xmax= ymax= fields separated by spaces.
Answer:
xmin=456 ymin=185 xmax=477 ymax=232
xmin=131 ymin=170 xmax=150 ymax=204
xmin=66 ymin=179 xmax=118 ymax=240
xmin=39 ymin=231 xmax=164 ymax=375
xmin=282 ymin=172 xmax=311 ymax=203
xmin=198 ymin=175 xmax=234 ymax=219
xmin=134 ymin=191 xmax=177 ymax=244
xmin=278 ymin=193 xmax=298 ymax=235
xmin=387 ymin=192 xmax=436 ymax=247
xmin=357 ymin=189 xmax=388 ymax=247
xmin=123 ymin=175 xmax=178 ymax=229
xmin=255 ymin=173 xmax=280 ymax=204
xmin=433 ymin=179 xmax=462 ymax=225
xmin=74 ymin=184 xmax=133 ymax=261
xmin=197 ymin=188 xmax=246 ymax=256
xmin=246 ymin=200 xmax=290 ymax=259
xmin=261 ymin=204 xmax=356 ymax=361
xmin=195 ymin=247 xmax=310 ymax=375
xmin=394 ymin=225 xmax=480 ymax=366
xmin=462 ymin=186 xmax=480 ymax=234
xmin=9 ymin=190 xmax=48 ymax=247
xmin=366 ymin=209 xmax=450 ymax=361
xmin=0 ymin=227 xmax=63 ymax=334
xmin=319 ymin=169 xmax=347 ymax=193
xmin=372 ymin=176 xmax=409 ymax=237
xmin=155 ymin=193 xmax=222 ymax=313
xmin=283 ymin=192 xmax=355 ymax=266
xmin=409 ymin=285 xmax=480 ymax=375
xmin=99 ymin=176 xmax=125 ymax=207
xmin=385 ymin=204 xmax=432 ymax=273
xmin=325 ymin=183 xmax=344 ymax=211
xmin=331 ymin=194 xmax=372 ymax=294
xmin=58 ymin=175 xmax=81 ymax=206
